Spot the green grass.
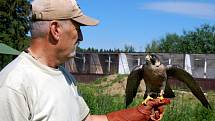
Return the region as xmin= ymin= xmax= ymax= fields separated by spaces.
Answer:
xmin=78 ymin=83 xmax=125 ymax=114
xmin=162 ymin=95 xmax=215 ymax=121
xmin=78 ymin=76 xmax=215 ymax=121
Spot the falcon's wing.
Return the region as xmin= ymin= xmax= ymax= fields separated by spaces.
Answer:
xmin=125 ymin=65 xmax=144 ymax=108
xmin=164 ymin=82 xmax=175 ymax=98
xmin=166 ymin=65 xmax=211 ymax=109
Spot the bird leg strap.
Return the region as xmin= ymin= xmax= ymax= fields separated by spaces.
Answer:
xmin=106 ymin=98 xmax=170 ymax=121
xmin=157 ymin=90 xmax=165 ymax=100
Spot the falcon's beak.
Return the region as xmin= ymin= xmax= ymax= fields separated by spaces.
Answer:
xmin=145 ymin=55 xmax=150 ymax=60
xmin=145 ymin=54 xmax=161 ymax=66
xmin=155 ymin=60 xmax=161 ymax=66
xmin=145 ymin=55 xmax=151 ymax=64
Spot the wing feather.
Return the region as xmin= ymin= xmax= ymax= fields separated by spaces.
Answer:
xmin=125 ymin=65 xmax=143 ymax=107
xmin=164 ymin=82 xmax=175 ymax=98
xmin=166 ymin=66 xmax=211 ymax=109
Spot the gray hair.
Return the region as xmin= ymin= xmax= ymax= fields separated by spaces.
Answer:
xmin=30 ymin=20 xmax=72 ymax=39
xmin=30 ymin=21 xmax=50 ymax=38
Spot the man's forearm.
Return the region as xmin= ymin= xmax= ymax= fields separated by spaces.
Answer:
xmin=84 ymin=114 xmax=108 ymax=121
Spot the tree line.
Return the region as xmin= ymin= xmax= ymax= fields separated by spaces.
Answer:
xmin=77 ymin=44 xmax=135 ymax=53
xmin=145 ymin=24 xmax=215 ymax=54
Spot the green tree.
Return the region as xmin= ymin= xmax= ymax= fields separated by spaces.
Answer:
xmin=181 ymin=24 xmax=215 ymax=53
xmin=124 ymin=44 xmax=135 ymax=52
xmin=145 ymin=40 xmax=160 ymax=53
xmin=145 ymin=24 xmax=215 ymax=54
xmin=159 ymin=33 xmax=182 ymax=53
xmin=0 ymin=0 xmax=31 ymax=50
xmin=0 ymin=0 xmax=30 ymax=69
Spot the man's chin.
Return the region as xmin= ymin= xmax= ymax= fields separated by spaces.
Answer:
xmin=63 ymin=55 xmax=75 ymax=63
xmin=68 ymin=52 xmax=76 ymax=58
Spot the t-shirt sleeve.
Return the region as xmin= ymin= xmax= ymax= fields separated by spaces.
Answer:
xmin=77 ymin=95 xmax=90 ymax=120
xmin=59 ymin=66 xmax=90 ymax=120
xmin=0 ymin=87 xmax=30 ymax=121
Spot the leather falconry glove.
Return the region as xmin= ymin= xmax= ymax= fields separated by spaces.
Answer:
xmin=106 ymin=98 xmax=170 ymax=121
xmin=149 ymin=103 xmax=165 ymax=121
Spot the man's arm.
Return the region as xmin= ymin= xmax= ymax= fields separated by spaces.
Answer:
xmin=84 ymin=114 xmax=108 ymax=121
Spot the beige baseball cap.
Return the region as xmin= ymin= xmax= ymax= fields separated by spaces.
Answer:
xmin=31 ymin=0 xmax=99 ymax=26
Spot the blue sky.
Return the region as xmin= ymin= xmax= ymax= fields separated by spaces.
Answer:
xmin=77 ymin=0 xmax=215 ymax=51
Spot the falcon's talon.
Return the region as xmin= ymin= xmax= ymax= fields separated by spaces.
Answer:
xmin=157 ymin=96 xmax=164 ymax=100
xmin=142 ymin=95 xmax=153 ymax=104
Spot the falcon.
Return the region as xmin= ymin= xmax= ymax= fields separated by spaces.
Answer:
xmin=125 ymin=54 xmax=211 ymax=109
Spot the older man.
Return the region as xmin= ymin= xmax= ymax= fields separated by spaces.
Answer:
xmin=0 ymin=0 xmax=169 ymax=121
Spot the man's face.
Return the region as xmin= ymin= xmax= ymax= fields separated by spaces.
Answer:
xmin=58 ymin=20 xmax=83 ymax=61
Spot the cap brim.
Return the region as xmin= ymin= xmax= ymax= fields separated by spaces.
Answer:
xmin=73 ymin=15 xmax=99 ymax=26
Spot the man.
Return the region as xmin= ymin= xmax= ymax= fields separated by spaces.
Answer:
xmin=0 ymin=0 xmax=170 ymax=120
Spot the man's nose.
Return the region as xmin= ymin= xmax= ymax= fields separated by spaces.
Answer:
xmin=77 ymin=30 xmax=83 ymax=41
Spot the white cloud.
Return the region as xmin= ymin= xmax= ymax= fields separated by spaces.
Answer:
xmin=141 ymin=2 xmax=215 ymax=20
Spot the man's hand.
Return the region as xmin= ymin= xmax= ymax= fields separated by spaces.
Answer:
xmin=106 ymin=98 xmax=170 ymax=121
xmin=150 ymin=106 xmax=164 ymax=121
xmin=145 ymin=98 xmax=170 ymax=121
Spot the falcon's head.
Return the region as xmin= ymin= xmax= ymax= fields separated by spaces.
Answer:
xmin=145 ymin=54 xmax=161 ymax=66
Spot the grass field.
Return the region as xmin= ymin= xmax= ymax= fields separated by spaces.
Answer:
xmin=78 ymin=75 xmax=215 ymax=121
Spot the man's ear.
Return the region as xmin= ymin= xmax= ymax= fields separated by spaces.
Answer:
xmin=49 ymin=21 xmax=62 ymax=44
